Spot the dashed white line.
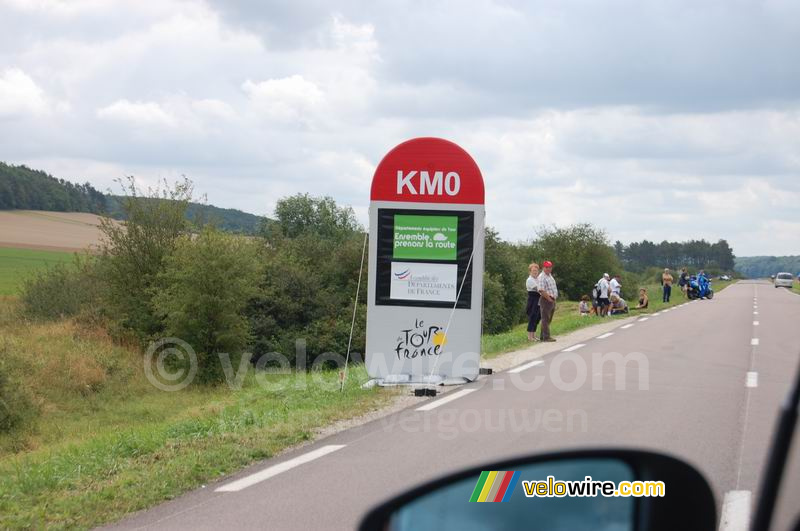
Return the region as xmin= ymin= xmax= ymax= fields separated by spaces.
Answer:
xmin=753 ymin=311 xmax=758 ymax=315
xmin=746 ymin=372 xmax=758 ymax=388
xmin=753 ymin=321 xmax=759 ymax=326
xmin=416 ymin=389 xmax=478 ymax=411
xmin=508 ymin=360 xmax=544 ymax=374
xmin=638 ymin=317 xmax=649 ymax=322
xmin=215 ymin=445 xmax=346 ymax=492
xmin=561 ymin=343 xmax=586 ymax=352
xmin=751 ymin=338 xmax=759 ymax=346
xmin=596 ymin=332 xmax=614 ymax=339
xmin=620 ymin=324 xmax=635 ymax=329
xmin=719 ymin=490 xmax=752 ymax=531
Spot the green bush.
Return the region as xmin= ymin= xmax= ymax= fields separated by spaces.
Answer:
xmin=98 ymin=177 xmax=193 ymax=342
xmin=154 ymin=228 xmax=264 ymax=384
xmin=20 ymin=255 xmax=103 ymax=320
xmin=482 ymin=273 xmax=509 ymax=335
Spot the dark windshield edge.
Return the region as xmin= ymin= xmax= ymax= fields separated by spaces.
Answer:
xmin=751 ymin=356 xmax=800 ymax=531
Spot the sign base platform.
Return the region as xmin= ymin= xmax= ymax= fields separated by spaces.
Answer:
xmin=362 ymin=375 xmax=474 ymax=389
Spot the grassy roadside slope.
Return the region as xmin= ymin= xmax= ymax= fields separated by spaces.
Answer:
xmin=483 ymin=279 xmax=734 ymax=358
xmin=0 ymin=299 xmax=395 ymax=529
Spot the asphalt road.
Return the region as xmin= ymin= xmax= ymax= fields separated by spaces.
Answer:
xmin=108 ymin=280 xmax=800 ymax=530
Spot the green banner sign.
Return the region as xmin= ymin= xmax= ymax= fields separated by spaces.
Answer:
xmin=393 ymin=214 xmax=457 ymax=261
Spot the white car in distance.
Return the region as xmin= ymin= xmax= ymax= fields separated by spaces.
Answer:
xmin=774 ymin=272 xmax=794 ymax=288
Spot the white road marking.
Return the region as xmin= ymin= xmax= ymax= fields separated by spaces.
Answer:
xmin=751 ymin=338 xmax=759 ymax=346
xmin=638 ymin=317 xmax=649 ymax=322
xmin=416 ymin=389 xmax=478 ymax=411
xmin=215 ymin=445 xmax=346 ymax=492
xmin=620 ymin=324 xmax=634 ymax=329
xmin=753 ymin=321 xmax=759 ymax=326
xmin=561 ymin=343 xmax=586 ymax=352
xmin=718 ymin=490 xmax=752 ymax=531
xmin=652 ymin=312 xmax=662 ymax=316
xmin=596 ymin=332 xmax=614 ymax=339
xmin=746 ymin=372 xmax=758 ymax=388
xmin=508 ymin=360 xmax=544 ymax=374
xmin=753 ymin=311 xmax=758 ymax=315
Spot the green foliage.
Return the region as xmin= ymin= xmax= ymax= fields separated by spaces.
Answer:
xmin=524 ymin=223 xmax=623 ymax=301
xmin=481 ymin=273 xmax=509 ymax=335
xmin=20 ymin=255 xmax=103 ymax=320
xmin=98 ymin=177 xmax=192 ymax=342
xmin=616 ymin=238 xmax=735 ymax=272
xmin=264 ymin=193 xmax=361 ymax=241
xmin=735 ymin=255 xmax=800 ymax=279
xmin=249 ymin=194 xmax=366 ymax=366
xmin=0 ymin=162 xmax=105 ymax=212
xmin=482 ymin=228 xmax=526 ymax=334
xmin=154 ymin=228 xmax=264 ymax=384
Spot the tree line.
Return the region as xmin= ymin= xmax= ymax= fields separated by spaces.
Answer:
xmin=614 ymin=238 xmax=735 ymax=273
xmin=0 ymin=162 xmax=106 ymax=213
xmin=735 ymin=256 xmax=800 ymax=278
xmin=0 ymin=162 xmax=263 ymax=234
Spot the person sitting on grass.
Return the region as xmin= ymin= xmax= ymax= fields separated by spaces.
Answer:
xmin=609 ymin=293 xmax=629 ymax=315
xmin=634 ymin=288 xmax=649 ymax=310
xmin=579 ymin=295 xmax=591 ymax=317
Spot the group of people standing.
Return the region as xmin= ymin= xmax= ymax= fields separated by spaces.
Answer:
xmin=526 ymin=263 xmax=711 ymax=342
xmin=525 ymin=261 xmax=559 ymax=342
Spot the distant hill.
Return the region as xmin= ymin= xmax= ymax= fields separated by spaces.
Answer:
xmin=0 ymin=162 xmax=264 ymax=235
xmin=735 ymin=256 xmax=800 ymax=278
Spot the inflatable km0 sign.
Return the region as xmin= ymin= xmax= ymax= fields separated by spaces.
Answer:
xmin=366 ymin=138 xmax=485 ymax=385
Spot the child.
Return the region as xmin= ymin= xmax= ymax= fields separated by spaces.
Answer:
xmin=634 ymin=288 xmax=649 ymax=310
xmin=579 ymin=295 xmax=591 ymax=317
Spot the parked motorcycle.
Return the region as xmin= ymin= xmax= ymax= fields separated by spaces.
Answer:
xmin=686 ymin=275 xmax=714 ymax=299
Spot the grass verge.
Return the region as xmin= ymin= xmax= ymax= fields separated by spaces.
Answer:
xmin=0 ymin=299 xmax=394 ymax=529
xmin=0 ymin=247 xmax=74 ymax=295
xmin=482 ymin=280 xmax=734 ymax=359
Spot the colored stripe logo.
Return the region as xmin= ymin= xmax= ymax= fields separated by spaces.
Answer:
xmin=469 ymin=471 xmax=520 ymax=502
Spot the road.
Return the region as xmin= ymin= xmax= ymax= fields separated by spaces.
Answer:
xmin=108 ymin=280 xmax=800 ymax=530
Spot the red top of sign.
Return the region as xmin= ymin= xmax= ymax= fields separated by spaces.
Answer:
xmin=370 ymin=137 xmax=485 ymax=204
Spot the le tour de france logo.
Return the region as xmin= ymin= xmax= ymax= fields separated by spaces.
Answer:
xmin=395 ymin=318 xmax=447 ymax=360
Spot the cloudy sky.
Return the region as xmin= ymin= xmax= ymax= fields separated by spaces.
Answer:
xmin=1 ymin=0 xmax=798 ymax=256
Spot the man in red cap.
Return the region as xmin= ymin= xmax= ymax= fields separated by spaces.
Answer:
xmin=537 ymin=260 xmax=559 ymax=342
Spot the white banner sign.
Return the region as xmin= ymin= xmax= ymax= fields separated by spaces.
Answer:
xmin=390 ymin=262 xmax=458 ymax=303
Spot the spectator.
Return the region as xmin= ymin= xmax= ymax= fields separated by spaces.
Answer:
xmin=525 ymin=262 xmax=541 ymax=341
xmin=697 ymin=270 xmax=709 ymax=298
xmin=579 ymin=295 xmax=591 ymax=317
xmin=609 ymin=293 xmax=629 ymax=315
xmin=609 ymin=275 xmax=622 ymax=297
xmin=537 ymin=260 xmax=558 ymax=342
xmin=596 ymin=273 xmax=611 ymax=317
xmin=590 ymin=282 xmax=600 ymax=315
xmin=678 ymin=267 xmax=689 ymax=298
xmin=634 ymin=288 xmax=649 ymax=309
xmin=662 ymin=268 xmax=674 ymax=303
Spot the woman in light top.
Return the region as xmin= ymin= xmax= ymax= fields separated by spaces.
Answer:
xmin=526 ymin=262 xmax=541 ymax=341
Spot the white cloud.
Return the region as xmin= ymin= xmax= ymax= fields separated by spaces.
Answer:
xmin=0 ymin=68 xmax=50 ymax=117
xmin=96 ymin=99 xmax=177 ymax=128
xmin=242 ymin=75 xmax=324 ymax=123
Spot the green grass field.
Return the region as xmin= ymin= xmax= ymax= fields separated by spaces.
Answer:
xmin=482 ymin=279 xmax=734 ymax=358
xmin=0 ymin=247 xmax=74 ymax=295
